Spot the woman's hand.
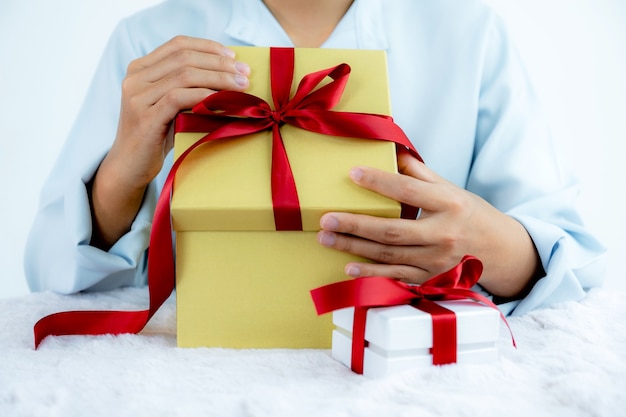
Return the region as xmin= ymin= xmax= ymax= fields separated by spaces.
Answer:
xmin=317 ymin=149 xmax=542 ymax=298
xmin=90 ymin=36 xmax=250 ymax=249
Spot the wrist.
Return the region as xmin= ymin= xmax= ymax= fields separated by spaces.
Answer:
xmin=473 ymin=207 xmax=541 ymax=298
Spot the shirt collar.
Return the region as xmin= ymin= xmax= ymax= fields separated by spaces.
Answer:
xmin=225 ymin=0 xmax=389 ymax=50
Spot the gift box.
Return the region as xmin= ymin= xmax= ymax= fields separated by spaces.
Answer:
xmin=331 ymin=300 xmax=501 ymax=377
xmin=171 ymin=47 xmax=410 ymax=348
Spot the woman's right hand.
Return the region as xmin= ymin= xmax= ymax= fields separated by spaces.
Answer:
xmin=90 ymin=36 xmax=250 ymax=249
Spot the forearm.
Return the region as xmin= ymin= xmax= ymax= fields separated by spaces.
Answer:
xmin=88 ymin=154 xmax=147 ymax=251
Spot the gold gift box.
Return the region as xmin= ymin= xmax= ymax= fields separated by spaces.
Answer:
xmin=172 ymin=46 xmax=400 ymax=348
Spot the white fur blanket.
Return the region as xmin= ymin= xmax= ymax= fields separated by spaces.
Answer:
xmin=1 ymin=287 xmax=625 ymax=417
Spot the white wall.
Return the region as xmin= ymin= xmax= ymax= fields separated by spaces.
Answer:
xmin=1 ymin=1 xmax=624 ymax=298
xmin=0 ymin=0 xmax=162 ymax=298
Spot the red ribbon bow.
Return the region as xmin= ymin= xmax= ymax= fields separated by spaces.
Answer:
xmin=176 ymin=47 xmax=423 ymax=229
xmin=310 ymin=255 xmax=516 ymax=374
xmin=34 ymin=47 xmax=422 ymax=348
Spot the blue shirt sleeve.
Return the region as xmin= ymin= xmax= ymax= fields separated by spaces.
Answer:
xmin=465 ymin=13 xmax=607 ymax=315
xmin=24 ymin=20 xmax=156 ymax=294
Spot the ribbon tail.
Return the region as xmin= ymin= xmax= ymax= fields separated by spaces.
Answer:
xmin=351 ymin=307 xmax=368 ymax=374
xmin=33 ymin=164 xmax=177 ymax=348
xmin=34 ymin=310 xmax=150 ymax=348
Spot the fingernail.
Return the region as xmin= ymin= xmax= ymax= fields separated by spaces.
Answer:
xmin=320 ymin=214 xmax=339 ymax=231
xmin=349 ymin=167 xmax=363 ymax=182
xmin=318 ymin=231 xmax=336 ymax=247
xmin=235 ymin=61 xmax=250 ymax=75
xmin=222 ymin=47 xmax=236 ymax=58
xmin=234 ymin=74 xmax=249 ymax=87
xmin=345 ymin=265 xmax=361 ymax=277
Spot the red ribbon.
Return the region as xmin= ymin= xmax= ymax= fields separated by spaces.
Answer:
xmin=310 ymin=255 xmax=516 ymax=374
xmin=34 ymin=47 xmax=422 ymax=348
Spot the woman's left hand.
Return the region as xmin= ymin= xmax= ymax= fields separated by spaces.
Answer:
xmin=317 ymin=149 xmax=541 ymax=298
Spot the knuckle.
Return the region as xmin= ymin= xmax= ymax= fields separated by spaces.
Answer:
xmin=161 ymin=89 xmax=181 ymax=108
xmin=169 ymin=35 xmax=189 ymax=49
xmin=395 ymin=267 xmax=421 ymax=284
xmin=429 ymin=256 xmax=450 ymax=273
xmin=126 ymin=59 xmax=141 ymax=74
xmin=217 ymin=54 xmax=232 ymax=70
xmin=174 ymin=66 xmax=195 ymax=85
xmin=382 ymin=224 xmax=403 ymax=244
xmin=396 ymin=251 xmax=416 ymax=267
xmin=121 ymin=76 xmax=135 ymax=98
xmin=396 ymin=180 xmax=418 ymax=203
xmin=335 ymin=237 xmax=353 ymax=252
xmin=440 ymin=230 xmax=458 ymax=249
xmin=217 ymin=70 xmax=236 ymax=88
xmin=172 ymin=48 xmax=195 ymax=67
xmin=126 ymin=94 xmax=143 ymax=114
xmin=377 ymin=248 xmax=396 ymax=264
xmin=344 ymin=220 xmax=359 ymax=236
xmin=394 ymin=268 xmax=417 ymax=283
xmin=447 ymin=191 xmax=471 ymax=214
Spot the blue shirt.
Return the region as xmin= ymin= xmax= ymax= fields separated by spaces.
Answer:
xmin=24 ymin=0 xmax=606 ymax=316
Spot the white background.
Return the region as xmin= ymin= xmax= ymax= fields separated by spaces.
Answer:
xmin=1 ymin=0 xmax=625 ymax=299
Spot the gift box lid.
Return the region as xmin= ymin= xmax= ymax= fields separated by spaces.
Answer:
xmin=333 ymin=300 xmax=501 ymax=351
xmin=170 ymin=47 xmax=401 ymax=232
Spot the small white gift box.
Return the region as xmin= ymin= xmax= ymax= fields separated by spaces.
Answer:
xmin=332 ymin=299 xmax=501 ymax=377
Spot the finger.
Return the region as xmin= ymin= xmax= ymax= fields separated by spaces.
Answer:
xmin=397 ymin=149 xmax=440 ymax=183
xmin=349 ymin=165 xmax=449 ymax=212
xmin=318 ymin=228 xmax=466 ymax=283
xmin=343 ymin=262 xmax=430 ymax=285
xmin=320 ymin=212 xmax=435 ymax=246
xmin=139 ymin=49 xmax=250 ymax=86
xmin=136 ymin=64 xmax=248 ymax=109
xmin=129 ymin=36 xmax=234 ymax=74
xmin=123 ymin=55 xmax=248 ymax=111
xmin=317 ymin=229 xmax=429 ymax=267
xmin=126 ymin=60 xmax=250 ymax=124
xmin=146 ymin=86 xmax=219 ymax=128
